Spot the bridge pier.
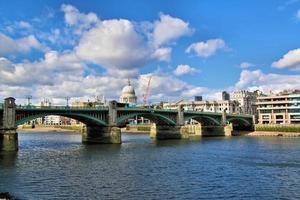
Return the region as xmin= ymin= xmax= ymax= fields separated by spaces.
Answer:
xmin=150 ymin=124 xmax=189 ymax=140
xmin=200 ymin=124 xmax=233 ymax=136
xmin=0 ymin=97 xmax=18 ymax=151
xmin=82 ymin=126 xmax=121 ymax=144
xmin=180 ymin=124 xmax=233 ymax=137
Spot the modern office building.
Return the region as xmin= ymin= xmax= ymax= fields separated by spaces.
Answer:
xmin=194 ymin=96 xmax=203 ymax=101
xmin=222 ymin=91 xmax=230 ymax=101
xmin=257 ymin=91 xmax=300 ymax=124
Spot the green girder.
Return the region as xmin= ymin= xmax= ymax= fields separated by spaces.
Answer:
xmin=184 ymin=115 xmax=221 ymax=125
xmin=16 ymin=113 xmax=107 ymax=126
xmin=116 ymin=112 xmax=177 ymax=126
xmin=226 ymin=117 xmax=251 ymax=126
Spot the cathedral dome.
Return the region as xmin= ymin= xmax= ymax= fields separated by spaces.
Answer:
xmin=121 ymin=82 xmax=136 ymax=95
xmin=119 ymin=79 xmax=137 ymax=104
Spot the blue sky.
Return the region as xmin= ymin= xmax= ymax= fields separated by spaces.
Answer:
xmin=1 ymin=0 xmax=300 ymax=104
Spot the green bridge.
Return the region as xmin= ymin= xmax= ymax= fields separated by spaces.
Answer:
xmin=0 ymin=97 xmax=254 ymax=151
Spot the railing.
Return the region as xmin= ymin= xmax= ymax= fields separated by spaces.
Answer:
xmin=15 ymin=105 xmax=108 ymax=110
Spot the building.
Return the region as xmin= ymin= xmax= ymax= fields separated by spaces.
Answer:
xmin=44 ymin=115 xmax=61 ymax=125
xmin=231 ymin=90 xmax=260 ymax=115
xmin=163 ymin=99 xmax=240 ymax=114
xmin=194 ymin=96 xmax=202 ymax=101
xmin=222 ymin=91 xmax=230 ymax=101
xmin=71 ymin=96 xmax=106 ymax=108
xmin=257 ymin=91 xmax=300 ymax=124
xmin=119 ymin=79 xmax=137 ymax=105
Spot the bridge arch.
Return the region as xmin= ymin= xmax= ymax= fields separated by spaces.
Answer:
xmin=16 ymin=113 xmax=107 ymax=127
xmin=116 ymin=112 xmax=177 ymax=127
xmin=184 ymin=115 xmax=221 ymax=126
xmin=226 ymin=117 xmax=253 ymax=131
xmin=226 ymin=118 xmax=251 ymax=126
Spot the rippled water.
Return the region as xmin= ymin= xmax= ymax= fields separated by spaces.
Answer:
xmin=1 ymin=132 xmax=300 ymax=200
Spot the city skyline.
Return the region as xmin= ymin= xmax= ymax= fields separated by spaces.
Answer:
xmin=1 ymin=0 xmax=300 ymax=105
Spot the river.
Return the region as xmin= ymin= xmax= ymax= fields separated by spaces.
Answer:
xmin=1 ymin=132 xmax=300 ymax=200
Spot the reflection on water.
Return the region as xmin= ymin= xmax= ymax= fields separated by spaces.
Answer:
xmin=0 ymin=132 xmax=300 ymax=200
xmin=0 ymin=152 xmax=17 ymax=168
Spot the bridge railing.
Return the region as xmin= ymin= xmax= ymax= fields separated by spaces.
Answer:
xmin=117 ymin=106 xmax=177 ymax=112
xmin=15 ymin=105 xmax=108 ymax=110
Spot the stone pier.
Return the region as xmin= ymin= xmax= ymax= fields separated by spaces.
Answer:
xmin=81 ymin=100 xmax=122 ymax=144
xmin=181 ymin=123 xmax=233 ymax=137
xmin=82 ymin=126 xmax=121 ymax=144
xmin=0 ymin=97 xmax=18 ymax=151
xmin=150 ymin=124 xmax=189 ymax=140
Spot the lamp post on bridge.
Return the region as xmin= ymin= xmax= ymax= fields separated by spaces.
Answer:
xmin=65 ymin=97 xmax=71 ymax=108
xmin=26 ymin=95 xmax=32 ymax=107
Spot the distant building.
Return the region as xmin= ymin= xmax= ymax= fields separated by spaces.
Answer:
xmin=71 ymin=96 xmax=106 ymax=108
xmin=119 ymin=79 xmax=137 ymax=105
xmin=44 ymin=115 xmax=61 ymax=125
xmin=222 ymin=91 xmax=230 ymax=101
xmin=257 ymin=91 xmax=300 ymax=124
xmin=231 ymin=90 xmax=260 ymax=115
xmin=194 ymin=96 xmax=203 ymax=101
xmin=163 ymin=99 xmax=240 ymax=114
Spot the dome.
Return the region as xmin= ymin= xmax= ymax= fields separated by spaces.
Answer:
xmin=121 ymin=80 xmax=136 ymax=95
xmin=119 ymin=79 xmax=137 ymax=104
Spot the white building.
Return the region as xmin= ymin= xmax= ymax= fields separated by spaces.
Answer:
xmin=44 ymin=115 xmax=61 ymax=125
xmin=231 ymin=90 xmax=260 ymax=115
xmin=119 ymin=79 xmax=137 ymax=105
xmin=163 ymin=99 xmax=240 ymax=114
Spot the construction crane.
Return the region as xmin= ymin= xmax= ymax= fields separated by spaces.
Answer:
xmin=142 ymin=76 xmax=152 ymax=106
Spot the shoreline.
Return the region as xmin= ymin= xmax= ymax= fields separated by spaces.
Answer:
xmin=17 ymin=126 xmax=300 ymax=137
xmin=246 ymin=131 xmax=300 ymax=137
xmin=18 ymin=126 xmax=81 ymax=133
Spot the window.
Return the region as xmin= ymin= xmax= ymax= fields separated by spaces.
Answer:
xmin=291 ymin=115 xmax=300 ymax=119
xmin=274 ymin=109 xmax=286 ymax=113
xmin=289 ymin=109 xmax=300 ymax=113
xmin=260 ymin=110 xmax=271 ymax=113
xmin=262 ymin=115 xmax=269 ymax=119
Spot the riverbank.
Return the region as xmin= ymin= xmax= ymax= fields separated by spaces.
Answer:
xmin=122 ymin=124 xmax=151 ymax=134
xmin=247 ymin=131 xmax=300 ymax=137
xmin=18 ymin=125 xmax=82 ymax=133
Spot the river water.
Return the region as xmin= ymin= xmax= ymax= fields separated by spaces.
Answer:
xmin=1 ymin=132 xmax=300 ymax=200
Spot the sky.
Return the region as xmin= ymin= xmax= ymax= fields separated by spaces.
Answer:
xmin=1 ymin=0 xmax=300 ymax=105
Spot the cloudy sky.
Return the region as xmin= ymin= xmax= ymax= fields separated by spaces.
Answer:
xmin=1 ymin=0 xmax=300 ymax=105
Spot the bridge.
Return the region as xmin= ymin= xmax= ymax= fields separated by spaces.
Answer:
xmin=0 ymin=97 xmax=254 ymax=151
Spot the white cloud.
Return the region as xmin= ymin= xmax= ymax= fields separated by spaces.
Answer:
xmin=297 ymin=9 xmax=300 ymax=19
xmin=186 ymin=38 xmax=226 ymax=58
xmin=240 ymin=62 xmax=254 ymax=69
xmin=272 ymin=48 xmax=300 ymax=70
xmin=61 ymin=4 xmax=98 ymax=35
xmin=173 ymin=64 xmax=198 ymax=76
xmin=0 ymin=57 xmax=14 ymax=72
xmin=0 ymin=51 xmax=85 ymax=86
xmin=69 ymin=5 xmax=193 ymax=77
xmin=151 ymin=47 xmax=172 ymax=62
xmin=17 ymin=21 xmax=32 ymax=29
xmin=0 ymin=33 xmax=47 ymax=56
xmin=4 ymin=21 xmax=32 ymax=34
xmin=75 ymin=19 xmax=149 ymax=75
xmin=235 ymin=69 xmax=300 ymax=93
xmin=152 ymin=13 xmax=193 ymax=47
